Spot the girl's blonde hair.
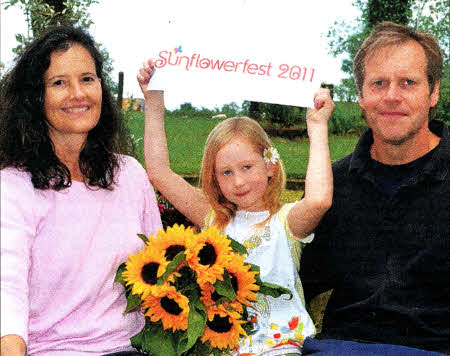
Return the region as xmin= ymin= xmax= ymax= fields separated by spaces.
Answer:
xmin=200 ymin=117 xmax=286 ymax=232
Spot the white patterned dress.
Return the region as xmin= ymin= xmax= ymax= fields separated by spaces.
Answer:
xmin=207 ymin=202 xmax=316 ymax=356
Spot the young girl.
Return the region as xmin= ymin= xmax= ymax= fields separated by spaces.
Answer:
xmin=138 ymin=60 xmax=334 ymax=356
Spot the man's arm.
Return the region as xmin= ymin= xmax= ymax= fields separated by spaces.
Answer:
xmin=299 ymin=214 xmax=336 ymax=304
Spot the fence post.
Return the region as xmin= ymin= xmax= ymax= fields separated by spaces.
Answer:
xmin=117 ymin=71 xmax=124 ymax=110
xmin=320 ymin=83 xmax=334 ymax=99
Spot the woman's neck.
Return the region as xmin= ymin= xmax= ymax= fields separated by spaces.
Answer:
xmin=53 ymin=136 xmax=86 ymax=181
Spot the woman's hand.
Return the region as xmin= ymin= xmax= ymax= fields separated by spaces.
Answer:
xmin=137 ymin=59 xmax=156 ymax=99
xmin=1 ymin=334 xmax=26 ymax=356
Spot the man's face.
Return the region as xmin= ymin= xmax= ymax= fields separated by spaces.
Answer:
xmin=358 ymin=40 xmax=439 ymax=146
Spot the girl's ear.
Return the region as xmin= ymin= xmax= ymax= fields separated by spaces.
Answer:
xmin=267 ymin=162 xmax=277 ymax=177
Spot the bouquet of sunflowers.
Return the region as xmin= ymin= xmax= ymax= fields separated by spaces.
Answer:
xmin=115 ymin=224 xmax=291 ymax=356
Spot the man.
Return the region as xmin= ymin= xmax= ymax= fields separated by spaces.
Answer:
xmin=300 ymin=22 xmax=449 ymax=354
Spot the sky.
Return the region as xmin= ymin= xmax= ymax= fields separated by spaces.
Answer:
xmin=1 ymin=0 xmax=361 ymax=110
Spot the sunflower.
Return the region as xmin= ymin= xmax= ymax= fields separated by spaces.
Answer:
xmin=122 ymin=246 xmax=172 ymax=298
xmin=142 ymin=286 xmax=189 ymax=332
xmin=223 ymin=253 xmax=259 ymax=306
xmin=200 ymin=282 xmax=243 ymax=314
xmin=150 ymin=224 xmax=195 ymax=262
xmin=185 ymin=226 xmax=232 ymax=285
xmin=200 ymin=253 xmax=258 ymax=315
xmin=201 ymin=306 xmax=247 ymax=350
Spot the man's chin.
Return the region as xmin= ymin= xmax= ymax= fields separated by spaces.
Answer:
xmin=375 ymin=127 xmax=420 ymax=146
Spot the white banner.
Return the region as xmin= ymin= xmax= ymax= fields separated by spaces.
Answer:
xmin=146 ymin=0 xmax=328 ymax=108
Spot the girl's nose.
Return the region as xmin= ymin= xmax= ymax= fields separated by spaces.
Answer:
xmin=234 ymin=173 xmax=245 ymax=187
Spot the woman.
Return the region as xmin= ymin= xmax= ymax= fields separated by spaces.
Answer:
xmin=0 ymin=26 xmax=162 ymax=355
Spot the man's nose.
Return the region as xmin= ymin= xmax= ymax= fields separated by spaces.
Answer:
xmin=384 ymin=83 xmax=402 ymax=102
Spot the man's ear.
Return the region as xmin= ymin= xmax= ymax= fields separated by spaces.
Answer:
xmin=430 ymin=80 xmax=440 ymax=108
xmin=357 ymin=89 xmax=365 ymax=110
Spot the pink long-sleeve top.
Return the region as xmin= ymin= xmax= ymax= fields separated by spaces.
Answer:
xmin=1 ymin=155 xmax=163 ymax=355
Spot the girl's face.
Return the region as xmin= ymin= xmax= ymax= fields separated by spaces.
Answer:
xmin=43 ymin=43 xmax=102 ymax=147
xmin=214 ymin=137 xmax=275 ymax=212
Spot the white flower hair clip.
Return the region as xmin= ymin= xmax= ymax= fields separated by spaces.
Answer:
xmin=263 ymin=147 xmax=280 ymax=165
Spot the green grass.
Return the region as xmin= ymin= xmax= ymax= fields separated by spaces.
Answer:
xmin=126 ymin=112 xmax=359 ymax=179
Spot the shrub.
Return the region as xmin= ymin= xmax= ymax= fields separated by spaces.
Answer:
xmin=329 ymin=102 xmax=365 ymax=134
xmin=259 ymin=103 xmax=304 ymax=128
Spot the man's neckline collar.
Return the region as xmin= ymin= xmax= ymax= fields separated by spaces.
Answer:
xmin=349 ymin=120 xmax=449 ymax=179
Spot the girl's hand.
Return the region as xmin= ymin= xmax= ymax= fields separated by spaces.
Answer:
xmin=306 ymin=88 xmax=335 ymax=125
xmin=137 ymin=59 xmax=156 ymax=97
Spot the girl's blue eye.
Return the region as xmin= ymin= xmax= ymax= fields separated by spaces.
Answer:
xmin=404 ymin=79 xmax=415 ymax=86
xmin=243 ymin=165 xmax=251 ymax=170
xmin=223 ymin=170 xmax=232 ymax=176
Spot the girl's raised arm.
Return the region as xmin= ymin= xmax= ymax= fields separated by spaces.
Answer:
xmin=138 ymin=60 xmax=210 ymax=228
xmin=287 ymin=88 xmax=334 ymax=239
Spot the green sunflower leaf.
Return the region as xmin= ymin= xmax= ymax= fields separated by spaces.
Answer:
xmin=177 ymin=305 xmax=206 ymax=354
xmin=258 ymin=281 xmax=293 ymax=299
xmin=213 ymin=270 xmax=236 ymax=301
xmin=249 ymin=264 xmax=263 ymax=285
xmin=133 ymin=322 xmax=176 ymax=356
xmin=157 ymin=251 xmax=186 ymax=286
xmin=137 ymin=233 xmax=149 ymax=244
xmin=123 ymin=293 xmax=141 ymax=314
xmin=130 ymin=326 xmax=145 ymax=351
xmin=242 ymin=320 xmax=257 ymax=336
xmin=190 ymin=288 xmax=206 ymax=312
xmin=227 ymin=235 xmax=248 ymax=255
xmin=193 ymin=341 xmax=213 ymax=356
xmin=248 ymin=264 xmax=292 ymax=299
xmin=114 ymin=262 xmax=127 ymax=286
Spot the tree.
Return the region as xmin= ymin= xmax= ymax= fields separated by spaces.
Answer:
xmin=367 ymin=0 xmax=412 ymax=28
xmin=4 ymin=0 xmax=118 ymax=94
xmin=327 ymin=0 xmax=448 ymax=106
xmin=220 ymin=102 xmax=240 ymax=118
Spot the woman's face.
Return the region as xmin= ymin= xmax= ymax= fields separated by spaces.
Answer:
xmin=43 ymin=43 xmax=102 ymax=146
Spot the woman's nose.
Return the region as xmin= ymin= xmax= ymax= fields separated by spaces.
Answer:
xmin=69 ymin=81 xmax=85 ymax=99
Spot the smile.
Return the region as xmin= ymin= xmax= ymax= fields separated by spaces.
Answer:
xmin=62 ymin=106 xmax=90 ymax=113
xmin=235 ymin=191 xmax=249 ymax=197
xmin=380 ymin=111 xmax=407 ymax=118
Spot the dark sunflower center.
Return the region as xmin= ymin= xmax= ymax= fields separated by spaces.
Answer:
xmin=206 ymin=314 xmax=233 ymax=333
xmin=141 ymin=262 xmax=159 ymax=285
xmin=198 ymin=243 xmax=217 ymax=265
xmin=160 ymin=296 xmax=183 ymax=315
xmin=165 ymin=245 xmax=186 ymax=261
xmin=211 ymin=290 xmax=221 ymax=302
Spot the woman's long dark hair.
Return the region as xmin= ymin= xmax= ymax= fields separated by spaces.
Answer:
xmin=0 ymin=25 xmax=134 ymax=190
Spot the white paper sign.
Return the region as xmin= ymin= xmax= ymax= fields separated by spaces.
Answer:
xmin=146 ymin=0 xmax=326 ymax=108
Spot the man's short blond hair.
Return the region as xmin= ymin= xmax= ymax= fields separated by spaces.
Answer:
xmin=354 ymin=21 xmax=442 ymax=96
